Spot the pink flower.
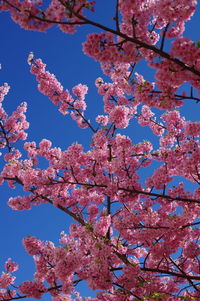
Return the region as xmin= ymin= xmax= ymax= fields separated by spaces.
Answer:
xmin=73 ymin=100 xmax=87 ymax=110
xmin=4 ymin=149 xmax=21 ymax=162
xmin=18 ymin=281 xmax=46 ymax=299
xmin=88 ymin=204 xmax=99 ymax=218
xmin=39 ymin=139 xmax=52 ymax=150
xmin=94 ymin=215 xmax=111 ymax=236
xmin=0 ymin=272 xmax=15 ymax=288
xmin=95 ymin=77 xmax=104 ymax=87
xmin=109 ymin=106 xmax=130 ymax=128
xmin=0 ymin=83 xmax=10 ymax=102
xmin=72 ymin=84 xmax=88 ymax=101
xmin=23 ymin=236 xmax=44 ymax=255
xmin=96 ymin=115 xmax=109 ymax=126
xmin=5 ymin=258 xmax=18 ymax=273
xmin=8 ymin=196 xmax=32 ymax=211
xmin=184 ymin=121 xmax=200 ymax=137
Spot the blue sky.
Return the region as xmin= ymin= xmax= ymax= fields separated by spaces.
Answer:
xmin=0 ymin=1 xmax=200 ymax=300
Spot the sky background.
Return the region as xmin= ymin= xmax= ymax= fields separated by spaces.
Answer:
xmin=0 ymin=1 xmax=199 ymax=300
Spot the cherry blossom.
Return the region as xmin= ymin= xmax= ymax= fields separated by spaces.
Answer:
xmin=0 ymin=0 xmax=200 ymax=300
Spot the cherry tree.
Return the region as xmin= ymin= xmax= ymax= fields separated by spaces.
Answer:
xmin=0 ymin=0 xmax=200 ymax=300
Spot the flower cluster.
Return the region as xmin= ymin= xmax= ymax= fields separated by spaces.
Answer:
xmin=30 ymin=58 xmax=88 ymax=128
xmin=0 ymin=83 xmax=29 ymax=158
xmin=0 ymin=259 xmax=18 ymax=299
xmin=0 ymin=0 xmax=95 ymax=33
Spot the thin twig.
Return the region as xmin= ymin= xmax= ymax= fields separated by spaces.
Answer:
xmin=160 ymin=23 xmax=170 ymax=51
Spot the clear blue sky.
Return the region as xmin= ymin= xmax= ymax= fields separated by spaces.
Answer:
xmin=0 ymin=2 xmax=199 ymax=300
